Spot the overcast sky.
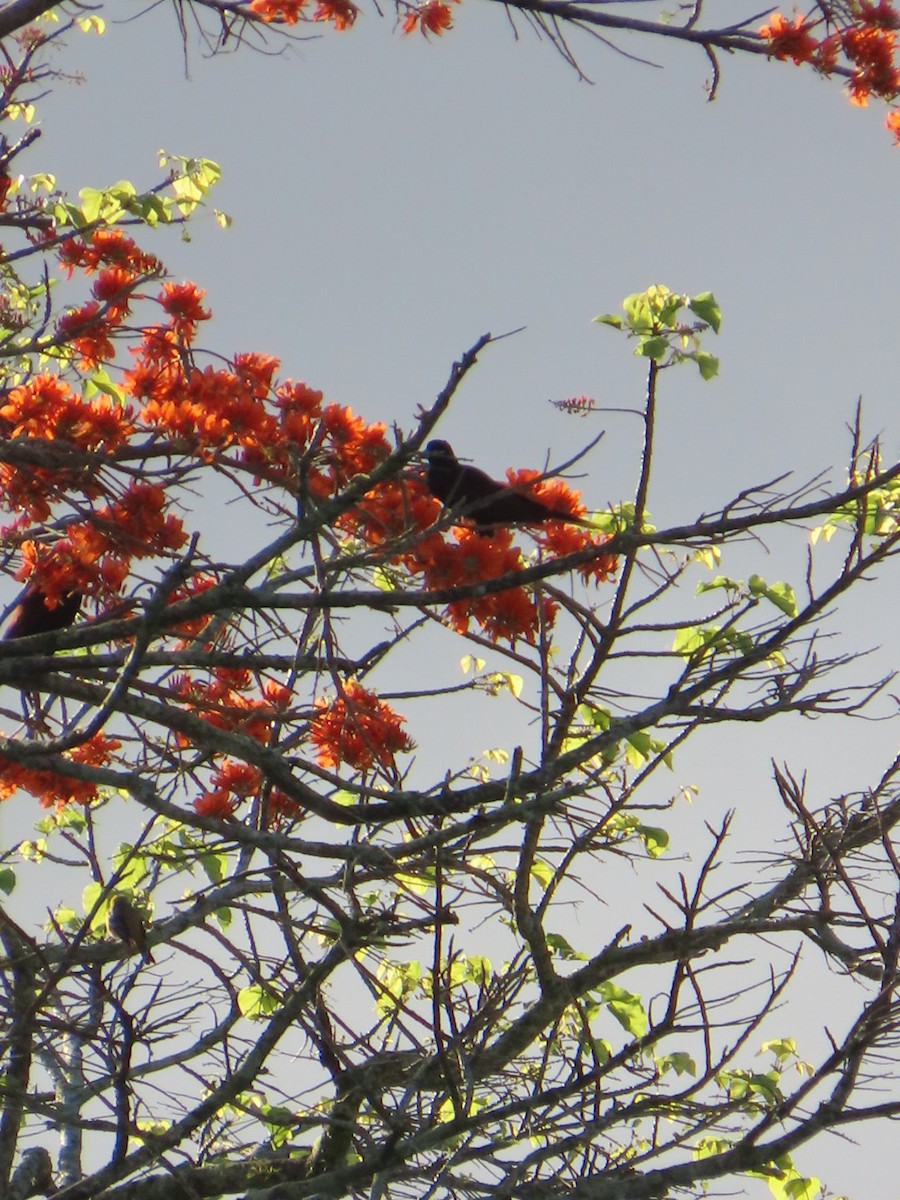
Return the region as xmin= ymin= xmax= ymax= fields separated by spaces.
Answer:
xmin=7 ymin=5 xmax=900 ymax=1194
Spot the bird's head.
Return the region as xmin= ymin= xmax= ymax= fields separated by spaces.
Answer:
xmin=425 ymin=440 xmax=457 ymax=465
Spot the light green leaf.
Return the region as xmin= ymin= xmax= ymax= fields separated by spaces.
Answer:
xmin=637 ymin=335 xmax=667 ymax=360
xmin=694 ymin=351 xmax=719 ymax=380
xmin=530 ymin=859 xmax=554 ymax=890
xmin=597 ymin=981 xmax=648 ymax=1037
xmin=748 ymin=575 xmax=798 ymax=617
xmin=688 ymin=291 xmax=722 ymax=333
xmin=237 ymin=984 xmax=281 ymax=1020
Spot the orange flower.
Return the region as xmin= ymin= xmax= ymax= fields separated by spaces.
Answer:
xmin=0 ymin=733 xmax=120 ymax=808
xmin=410 ymin=528 xmax=549 ymax=645
xmin=759 ymin=12 xmax=819 ymax=64
xmin=262 ymin=679 xmax=293 ymax=708
xmin=194 ymin=790 xmax=238 ymax=819
xmin=159 ymin=281 xmax=211 ymax=340
xmin=212 ymin=760 xmax=262 ymax=796
xmin=842 ymin=26 xmax=900 ymax=103
xmin=273 ymin=380 xmax=324 ymax=458
xmin=321 ymin=404 xmax=390 ymax=475
xmin=92 ymin=265 xmax=138 ymax=320
xmin=859 ymin=0 xmax=900 ymax=29
xmin=346 ymin=478 xmax=440 ymax=544
xmin=56 ymin=304 xmax=115 ymax=368
xmin=266 ymin=789 xmax=305 ymax=828
xmin=70 ymin=733 xmax=123 ymax=766
xmin=234 ymin=352 xmax=280 ymax=397
xmin=58 ymin=229 xmax=160 ymax=278
xmin=309 ymin=681 xmax=414 ymax=771
xmin=248 ymin=0 xmax=306 ymax=22
xmin=403 ymin=0 xmax=456 ymax=36
xmin=171 ymin=668 xmax=286 ymax=745
xmin=313 ymin=0 xmax=358 ymax=28
xmin=95 ymin=483 xmax=186 ymax=558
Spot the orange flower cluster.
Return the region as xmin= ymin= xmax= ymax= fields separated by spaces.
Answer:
xmin=159 ymin=281 xmax=211 ymax=340
xmin=248 ymin=0 xmax=305 ymax=20
xmin=313 ymin=0 xmax=358 ymax=28
xmin=760 ymin=4 xmax=900 ymax=125
xmin=418 ymin=524 xmax=556 ymax=644
xmin=193 ymin=761 xmax=303 ymax=827
xmin=347 ymin=468 xmax=616 ymax=644
xmin=55 ymin=231 xmax=162 ymax=368
xmin=53 ymin=228 xmax=615 ymax=651
xmin=0 ymin=374 xmax=135 ymax=456
xmin=265 ymin=788 xmax=305 ymax=827
xmin=170 ymin=669 xmax=293 ymax=746
xmin=166 ymin=574 xmax=220 ymax=642
xmin=0 ymin=209 xmax=622 ymax=817
xmin=194 ymin=759 xmax=262 ymax=819
xmin=11 ymin=482 xmax=187 ymax=605
xmin=58 ymin=229 xmax=160 ymax=279
xmin=0 ymin=734 xmax=121 ymax=808
xmin=403 ymin=0 xmax=458 ymax=36
xmin=309 ymin=680 xmax=414 ymax=771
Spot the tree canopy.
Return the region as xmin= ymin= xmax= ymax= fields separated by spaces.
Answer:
xmin=1 ymin=8 xmax=900 ymax=1200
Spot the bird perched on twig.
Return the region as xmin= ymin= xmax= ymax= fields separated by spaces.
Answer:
xmin=3 ymin=583 xmax=82 ymax=641
xmin=107 ymin=895 xmax=155 ymax=964
xmin=424 ymin=440 xmax=594 ymax=535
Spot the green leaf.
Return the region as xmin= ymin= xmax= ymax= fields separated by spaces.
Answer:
xmin=593 ymin=313 xmax=623 ymax=328
xmin=760 ymin=1037 xmax=798 ymax=1061
xmin=530 ymin=859 xmax=554 ymax=890
xmin=696 ymin=575 xmax=740 ymax=595
xmin=200 ymin=852 xmax=227 ymax=884
xmin=237 ymin=984 xmax=281 ymax=1020
xmin=748 ymin=575 xmax=798 ymax=617
xmin=0 ymin=868 xmax=15 ymax=895
xmin=79 ymin=187 xmax=103 ymax=224
xmin=577 ymin=702 xmax=610 ymax=730
xmin=661 ymin=1050 xmax=696 ymax=1076
xmin=597 ymin=981 xmax=648 ymax=1037
xmin=622 ymin=292 xmax=655 ymax=331
xmin=546 ymin=932 xmax=587 ymax=960
xmin=371 ymin=566 xmax=397 ymax=592
xmin=485 ymin=671 xmax=523 ymax=698
xmin=637 ymin=335 xmax=667 ymax=360
xmin=688 ymin=291 xmax=722 ymax=333
xmin=82 ymin=882 xmax=105 ymax=919
xmin=51 ymin=905 xmax=80 ymax=932
xmin=84 ymin=368 xmax=126 ymax=404
xmin=694 ymin=351 xmax=719 ymax=380
xmin=637 ymin=824 xmax=670 ymax=857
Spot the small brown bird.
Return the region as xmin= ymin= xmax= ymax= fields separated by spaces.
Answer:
xmin=3 ymin=583 xmax=82 ymax=640
xmin=424 ymin=440 xmax=594 ymax=535
xmin=106 ymin=895 xmax=154 ymax=964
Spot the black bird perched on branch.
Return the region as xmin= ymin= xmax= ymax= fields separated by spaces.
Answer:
xmin=107 ymin=894 xmax=155 ymax=964
xmin=424 ymin=440 xmax=594 ymax=535
xmin=2 ymin=583 xmax=82 ymax=641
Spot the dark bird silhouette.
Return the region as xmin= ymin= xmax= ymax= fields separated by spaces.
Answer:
xmin=424 ymin=440 xmax=594 ymax=534
xmin=107 ymin=894 xmax=154 ymax=964
xmin=3 ymin=583 xmax=82 ymax=641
